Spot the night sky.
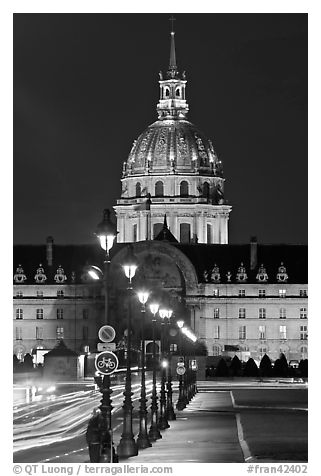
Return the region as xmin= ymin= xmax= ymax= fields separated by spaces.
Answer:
xmin=13 ymin=13 xmax=307 ymax=245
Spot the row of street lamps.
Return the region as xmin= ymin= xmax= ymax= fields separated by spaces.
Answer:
xmin=88 ymin=209 xmax=198 ymax=461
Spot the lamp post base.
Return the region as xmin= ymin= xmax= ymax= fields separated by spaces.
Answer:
xmin=137 ymin=434 xmax=152 ymax=449
xmin=148 ymin=423 xmax=162 ymax=441
xmin=117 ymin=438 xmax=138 ymax=458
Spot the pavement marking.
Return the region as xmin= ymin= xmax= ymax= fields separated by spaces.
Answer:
xmin=230 ymin=390 xmax=252 ymax=463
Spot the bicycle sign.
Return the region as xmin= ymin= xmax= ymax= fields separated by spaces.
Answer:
xmin=95 ymin=351 xmax=119 ymax=375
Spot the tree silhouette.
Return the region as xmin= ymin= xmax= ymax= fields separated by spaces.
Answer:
xmin=259 ymin=354 xmax=273 ymax=377
xmin=215 ymin=358 xmax=229 ymax=377
xmin=230 ymin=355 xmax=242 ymax=377
xmin=244 ymin=358 xmax=259 ymax=377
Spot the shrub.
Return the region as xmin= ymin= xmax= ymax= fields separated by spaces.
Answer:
xmin=299 ymin=359 xmax=308 ymax=377
xmin=23 ymin=353 xmax=34 ymax=370
xmin=273 ymin=358 xmax=288 ymax=377
xmin=215 ymin=358 xmax=229 ymax=377
xmin=243 ymin=358 xmax=259 ymax=377
xmin=230 ymin=355 xmax=242 ymax=377
xmin=260 ymin=354 xmax=273 ymax=377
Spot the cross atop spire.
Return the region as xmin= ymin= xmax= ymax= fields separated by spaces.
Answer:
xmin=168 ymin=15 xmax=177 ymax=78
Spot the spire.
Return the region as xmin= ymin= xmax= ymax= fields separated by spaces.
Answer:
xmin=167 ymin=16 xmax=178 ymax=78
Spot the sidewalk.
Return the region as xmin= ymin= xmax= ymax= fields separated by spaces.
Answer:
xmin=59 ymin=390 xmax=245 ymax=464
xmin=120 ymin=391 xmax=244 ymax=463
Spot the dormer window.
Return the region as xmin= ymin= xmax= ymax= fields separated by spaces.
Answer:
xmin=34 ymin=264 xmax=47 ymax=284
xmin=175 ymin=88 xmax=180 ymax=97
xmin=165 ymin=87 xmax=170 ymax=98
xmin=14 ymin=265 xmax=27 ymax=284
xmin=54 ymin=266 xmax=67 ymax=284
xmin=277 ymin=262 xmax=288 ymax=282
xmin=236 ymin=263 xmax=248 ymax=282
xmin=256 ymin=264 xmax=268 ymax=283
xmin=210 ymin=264 xmax=221 ymax=283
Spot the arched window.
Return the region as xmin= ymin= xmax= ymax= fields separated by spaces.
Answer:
xmin=207 ymin=224 xmax=212 ymax=244
xmin=155 ymin=181 xmax=164 ymax=197
xmin=203 ymin=182 xmax=210 ymax=199
xmin=180 ymin=223 xmax=191 ymax=243
xmin=153 ymin=223 xmax=163 ymax=238
xmin=180 ymin=180 xmax=189 ymax=197
xmin=165 ymin=87 xmax=170 ymax=98
xmin=176 ymin=88 xmax=180 ymax=97
xmin=136 ymin=182 xmax=141 ymax=197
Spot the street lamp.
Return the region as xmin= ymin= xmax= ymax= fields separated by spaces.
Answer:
xmin=87 ymin=209 xmax=117 ymax=463
xmin=117 ymin=245 xmax=139 ymax=458
xmin=95 ymin=208 xmax=117 ymax=326
xmin=148 ymin=302 xmax=162 ymax=441
xmin=158 ymin=308 xmax=170 ymax=430
xmin=176 ymin=320 xmax=187 ymax=411
xmin=164 ymin=309 xmax=176 ymax=421
xmin=136 ymin=290 xmax=152 ymax=449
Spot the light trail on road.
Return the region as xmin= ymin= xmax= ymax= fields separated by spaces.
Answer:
xmin=13 ymin=380 xmax=154 ymax=453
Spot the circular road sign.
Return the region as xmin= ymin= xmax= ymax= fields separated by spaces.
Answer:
xmin=95 ymin=351 xmax=119 ymax=375
xmin=176 ymin=366 xmax=186 ymax=376
xmin=98 ymin=325 xmax=116 ymax=343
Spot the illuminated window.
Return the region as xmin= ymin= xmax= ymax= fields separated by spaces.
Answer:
xmin=213 ymin=308 xmax=220 ymax=319
xmin=279 ymin=325 xmax=287 ymax=339
xmin=279 ymin=308 xmax=286 ymax=319
xmin=56 ymin=327 xmax=64 ymax=340
xmin=279 ymin=289 xmax=286 ymax=298
xmin=57 ymin=290 xmax=64 ymax=298
xmin=36 ymin=309 xmax=44 ymax=320
xmin=213 ymin=345 xmax=220 ymax=356
xmin=239 ymin=326 xmax=246 ymax=340
xmin=16 ymin=291 xmax=23 ymax=298
xmin=300 ymin=308 xmax=307 ymax=319
xmin=239 ymin=290 xmax=245 ymax=297
xmin=238 ymin=308 xmax=246 ymax=319
xmin=213 ymin=289 xmax=219 ymax=297
xmin=259 ymin=325 xmax=266 ymax=340
xmin=300 ymin=289 xmax=307 ymax=297
xmin=213 ymin=326 xmax=220 ymax=339
xmin=300 ymin=325 xmax=308 ymax=340
xmin=83 ymin=309 xmax=89 ymax=320
xmin=37 ymin=291 xmax=43 ymax=298
xmin=259 ymin=308 xmax=266 ymax=319
xmin=16 ymin=309 xmax=23 ymax=320
xmin=36 ymin=327 xmax=43 ymax=340
xmin=258 ymin=289 xmax=266 ymax=298
xmin=57 ymin=309 xmax=64 ymax=320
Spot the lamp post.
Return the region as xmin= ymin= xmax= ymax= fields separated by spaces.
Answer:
xmin=136 ymin=290 xmax=152 ymax=449
xmin=87 ymin=209 xmax=117 ymax=463
xmin=148 ymin=302 xmax=162 ymax=441
xmin=158 ymin=308 xmax=170 ymax=430
xmin=117 ymin=246 xmax=139 ymax=458
xmin=176 ymin=320 xmax=186 ymax=411
xmin=165 ymin=310 xmax=176 ymax=421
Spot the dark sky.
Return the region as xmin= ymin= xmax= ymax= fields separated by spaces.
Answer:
xmin=13 ymin=13 xmax=307 ymax=245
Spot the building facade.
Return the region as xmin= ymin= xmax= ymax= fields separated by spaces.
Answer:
xmin=13 ymin=27 xmax=307 ymax=364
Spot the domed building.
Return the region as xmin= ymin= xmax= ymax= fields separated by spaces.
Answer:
xmin=114 ymin=29 xmax=231 ymax=244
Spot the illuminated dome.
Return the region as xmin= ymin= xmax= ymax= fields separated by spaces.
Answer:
xmin=123 ymin=118 xmax=223 ymax=177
